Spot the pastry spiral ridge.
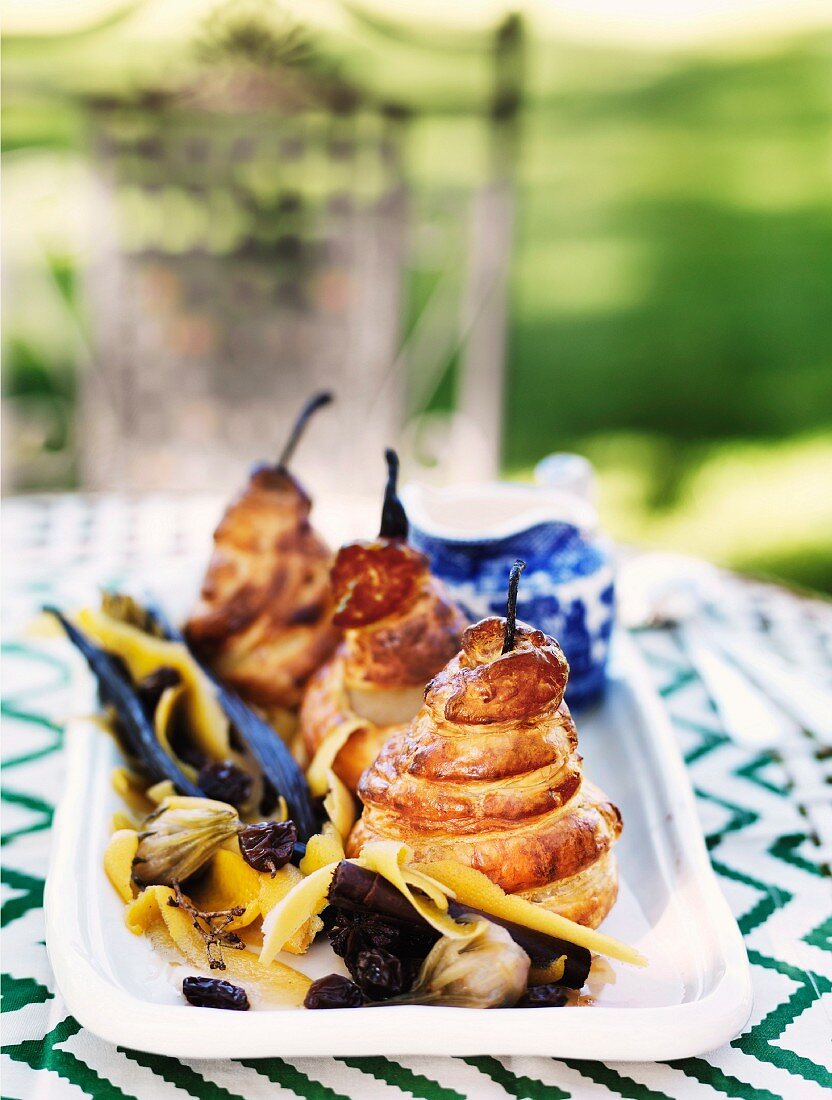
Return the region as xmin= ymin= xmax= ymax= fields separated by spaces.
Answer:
xmin=349 ymin=617 xmax=622 ymax=927
xmin=186 ymin=466 xmax=338 ymax=717
xmin=300 ymin=539 xmax=465 ymax=791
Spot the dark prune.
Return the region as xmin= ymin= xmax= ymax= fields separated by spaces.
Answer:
xmin=238 ymin=820 xmax=297 ymax=875
xmin=516 ymin=983 xmax=568 ymax=1008
xmin=326 ymin=908 xmax=436 ymax=962
xmin=353 ymin=948 xmax=408 ymax=1001
xmin=319 ymin=905 xmax=338 ymax=932
xmin=182 ymin=975 xmax=249 ymax=1010
xmin=327 ymin=911 xmax=364 ymax=960
xmin=360 ymin=917 xmax=411 ymax=954
xmin=198 ymin=760 xmax=253 ymax=808
xmin=304 ymin=974 xmax=363 ymax=1009
xmin=325 ymin=909 xmax=432 ymax=995
xmin=135 ymin=666 xmax=181 ymax=716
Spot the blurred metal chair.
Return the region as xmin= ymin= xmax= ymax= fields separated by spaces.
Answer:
xmin=81 ymin=7 xmax=524 ymax=496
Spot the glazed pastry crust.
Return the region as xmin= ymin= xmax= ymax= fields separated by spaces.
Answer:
xmin=300 ymin=651 xmax=407 ymax=793
xmin=300 ymin=540 xmax=466 ymax=790
xmin=349 ymin=617 xmax=622 ymax=928
xmin=341 ymin=574 xmax=466 ymax=690
xmin=185 ymin=466 xmax=339 ymax=712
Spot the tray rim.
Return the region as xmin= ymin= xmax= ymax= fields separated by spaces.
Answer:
xmin=44 ymin=632 xmax=753 ymax=1061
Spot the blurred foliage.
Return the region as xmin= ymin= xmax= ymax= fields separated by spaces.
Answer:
xmin=197 ymin=0 xmax=315 ymax=69
xmin=2 ymin=5 xmax=831 ymax=589
xmin=506 ymin=36 xmax=832 ymax=466
xmin=580 ymin=431 xmax=832 ymax=595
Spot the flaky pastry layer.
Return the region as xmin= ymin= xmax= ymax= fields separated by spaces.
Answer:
xmin=348 ymin=617 xmax=623 ymax=927
xmin=300 ymin=542 xmax=465 ymax=790
xmin=185 ymin=466 xmax=339 ymax=712
xmin=300 ymin=652 xmax=407 ymax=793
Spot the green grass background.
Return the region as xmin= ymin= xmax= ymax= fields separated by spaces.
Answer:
xmin=3 ymin=7 xmax=831 ymax=591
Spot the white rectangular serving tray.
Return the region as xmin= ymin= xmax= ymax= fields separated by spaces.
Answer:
xmin=45 ymin=632 xmax=752 ymax=1061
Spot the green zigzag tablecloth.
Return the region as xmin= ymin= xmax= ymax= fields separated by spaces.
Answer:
xmin=2 ymin=494 xmax=830 ymax=1100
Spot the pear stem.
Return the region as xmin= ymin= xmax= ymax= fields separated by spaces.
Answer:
xmin=501 ymin=559 xmax=526 ymax=654
xmin=277 ymin=391 xmax=333 ymax=468
xmin=378 ymin=448 xmax=409 ymax=539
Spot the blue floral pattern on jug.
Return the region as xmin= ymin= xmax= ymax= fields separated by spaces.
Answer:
xmin=411 ymin=521 xmax=615 ymax=708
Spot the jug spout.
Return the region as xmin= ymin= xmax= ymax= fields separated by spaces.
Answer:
xmin=402 ymin=479 xmax=614 ymax=708
xmin=401 ymin=480 xmax=597 ymax=543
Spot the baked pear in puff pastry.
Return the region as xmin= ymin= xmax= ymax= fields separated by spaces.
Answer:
xmin=185 ymin=393 xmax=339 ymax=732
xmin=300 ymin=450 xmax=466 ymax=792
xmin=349 ymin=562 xmax=622 ymax=928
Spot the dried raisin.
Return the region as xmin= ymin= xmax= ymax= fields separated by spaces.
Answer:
xmin=304 ymin=974 xmax=363 ymax=1009
xmin=198 ymin=760 xmax=253 ymax=808
xmin=239 ymin=820 xmax=297 ymax=875
xmin=182 ymin=976 xmax=249 ymax=1010
xmin=353 ymin=948 xmax=408 ymax=1000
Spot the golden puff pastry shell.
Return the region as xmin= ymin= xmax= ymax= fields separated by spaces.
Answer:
xmin=349 ymin=617 xmax=623 ymax=927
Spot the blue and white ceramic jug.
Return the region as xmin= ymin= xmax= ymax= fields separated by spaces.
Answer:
xmin=402 ymin=481 xmax=615 ymax=707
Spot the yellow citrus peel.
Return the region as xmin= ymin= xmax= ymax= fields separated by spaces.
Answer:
xmin=322 ymin=768 xmax=356 ymax=840
xmin=125 ymin=885 xmax=310 ymax=1005
xmin=77 ymin=608 xmax=229 ymax=760
xmin=111 ymin=810 xmax=138 ymax=832
xmin=187 ymin=848 xmax=263 ymax=930
xmin=152 ymin=685 xmax=197 ymax=781
xmin=145 ymin=779 xmax=177 ymax=804
xmin=529 ymin=957 xmax=567 ymax=984
xmin=299 ymin=823 xmax=345 ymax=876
xmin=306 ymin=719 xmax=365 ymax=796
xmin=111 ymin=767 xmax=155 ymax=817
xmin=257 ymin=863 xmax=323 ymax=955
xmin=418 ymin=860 xmax=647 ymax=967
xmin=261 ymin=844 xmax=490 ymax=964
xmin=356 ymin=841 xmax=473 ymax=940
xmin=259 ymin=861 xmax=340 ymax=965
xmin=103 ymin=829 xmax=139 ymax=902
